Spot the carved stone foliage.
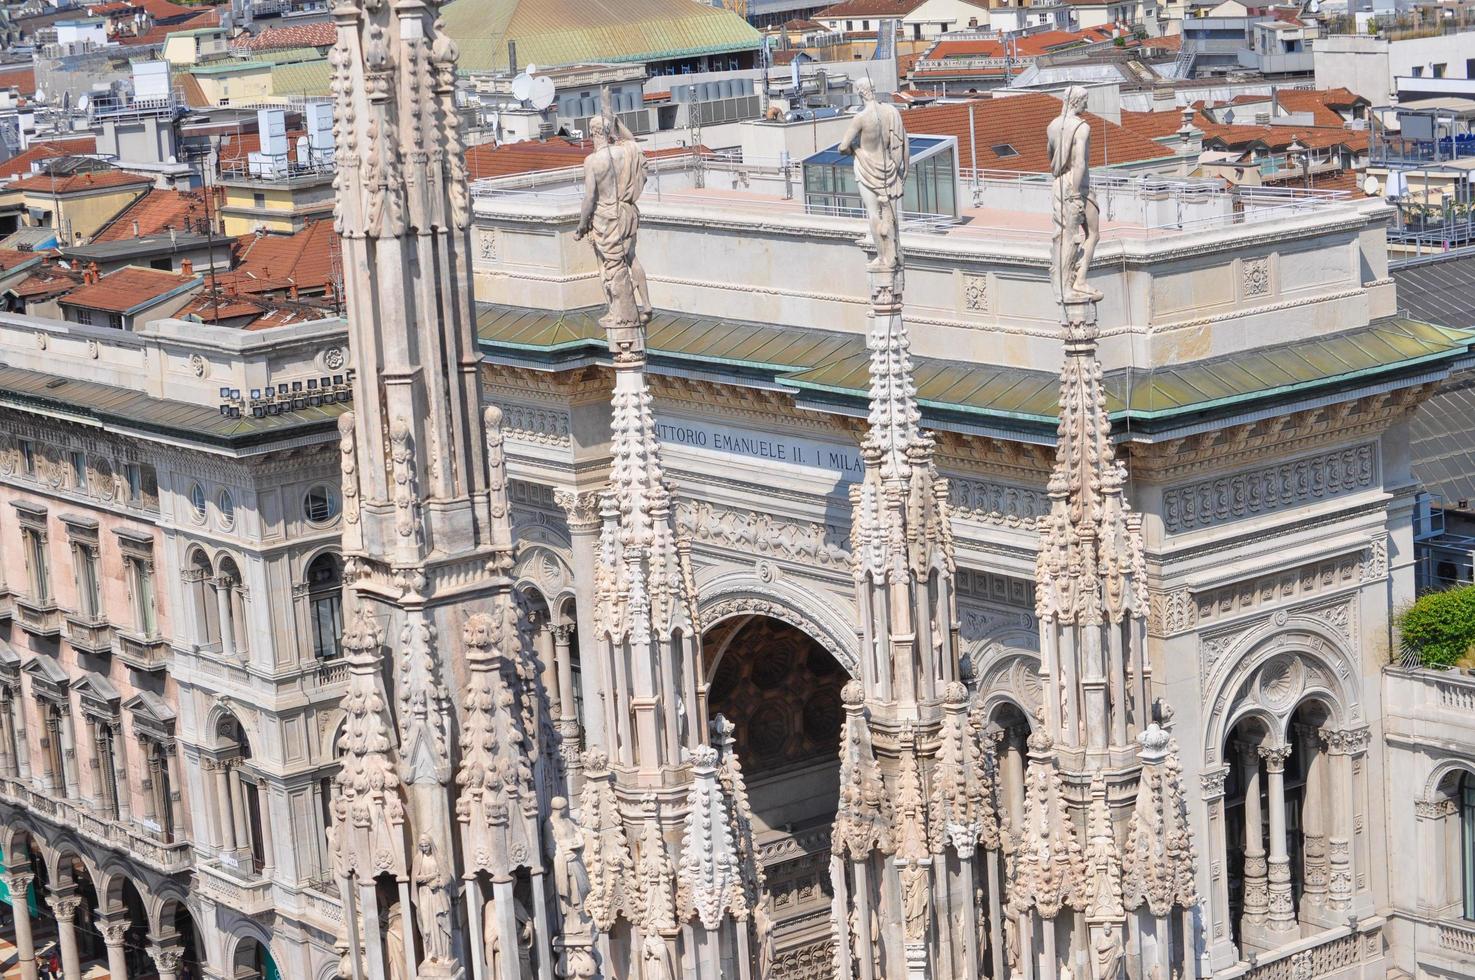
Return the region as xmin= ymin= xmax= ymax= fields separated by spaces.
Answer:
xmin=490 ymin=401 xmax=572 ymax=447
xmin=0 ymin=429 xmax=159 ymax=513
xmin=703 ymin=617 xmax=847 ymax=770
xmin=947 ymin=476 xmax=1048 ymax=529
xmin=676 ymin=500 xmax=849 ymax=569
xmin=962 ymin=274 xmax=989 ymax=313
xmin=1150 ymin=541 xmax=1381 ymax=637
xmin=1161 ymin=444 xmax=1377 ymax=534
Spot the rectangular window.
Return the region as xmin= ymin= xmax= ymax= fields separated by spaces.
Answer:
xmin=129 ymin=558 xmax=158 ymax=636
xmin=74 ymin=308 xmax=93 ymax=325
xmin=1435 ymin=63 xmax=1448 ymax=78
xmin=19 ymin=440 xmax=34 ymax=476
xmin=311 ymin=589 xmax=344 ymax=660
xmin=1467 ymin=58 xmax=1475 ymax=78
xmin=1413 ymin=65 xmax=1424 ymax=77
xmin=108 ymin=313 xmax=123 ymax=330
xmin=125 ymin=463 xmax=142 ymax=502
xmin=23 ymin=528 xmax=49 ymax=603
xmin=253 ymin=192 xmax=266 ymax=209
xmin=69 ymin=450 xmax=86 ymax=489
xmin=74 ymin=543 xmax=100 ymax=619
xmin=1463 ymin=775 xmax=1475 ymax=920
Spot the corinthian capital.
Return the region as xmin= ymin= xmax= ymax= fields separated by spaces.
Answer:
xmin=554 ymin=488 xmax=602 ymax=532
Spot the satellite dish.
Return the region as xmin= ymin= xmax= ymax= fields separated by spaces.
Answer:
xmin=1363 ymin=174 xmax=1381 ymax=196
xmin=511 ymin=71 xmax=533 ymax=103
xmin=77 ymin=93 xmax=89 ymax=111
xmin=526 ymin=63 xmax=538 ymax=75
xmin=529 ymin=75 xmax=556 ymax=111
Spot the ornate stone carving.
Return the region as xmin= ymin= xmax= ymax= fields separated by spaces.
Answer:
xmin=948 ymin=476 xmax=1047 ymax=528
xmin=338 ymin=413 xmax=360 ymax=527
xmin=1243 ymin=256 xmax=1271 ymax=297
xmin=575 ymin=115 xmax=651 ymax=335
xmin=479 ymin=230 xmax=497 ymax=262
xmin=963 ymin=273 xmax=988 ymax=313
xmin=493 ymin=402 xmax=573 ymax=447
xmin=188 ymin=352 xmax=206 ymax=377
xmin=677 ymin=500 xmax=849 ymax=568
xmin=1162 ymin=444 xmax=1377 ymax=533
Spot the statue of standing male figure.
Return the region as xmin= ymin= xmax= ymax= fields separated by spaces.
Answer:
xmin=576 ymin=113 xmax=653 ymax=344
xmin=839 ymin=76 xmax=909 ymax=276
xmin=1047 ymin=86 xmax=1103 ymax=304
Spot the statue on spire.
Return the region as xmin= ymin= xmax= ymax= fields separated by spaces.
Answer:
xmin=576 ymin=115 xmax=652 ymax=341
xmin=839 ymin=76 xmax=909 ymax=275
xmin=1048 ymin=86 xmax=1103 ymax=304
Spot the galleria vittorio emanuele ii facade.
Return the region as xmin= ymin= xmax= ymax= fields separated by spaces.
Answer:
xmin=1 ymin=6 xmax=1475 ymax=980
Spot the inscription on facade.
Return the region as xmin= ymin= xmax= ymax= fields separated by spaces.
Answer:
xmin=655 ymin=416 xmax=863 ymax=481
xmin=1162 ymin=444 xmax=1376 ymax=533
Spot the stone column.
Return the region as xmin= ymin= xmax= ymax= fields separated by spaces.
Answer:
xmin=554 ymin=491 xmax=604 ymax=755
xmin=48 ymin=892 xmax=83 ymax=980
xmin=109 ymin=723 xmax=131 ymax=824
xmin=58 ymin=707 xmax=81 ymax=800
xmin=1239 ymin=743 xmax=1268 ymax=930
xmin=165 ymin=745 xmax=185 ymax=840
xmin=552 ymin=623 xmax=578 ymax=732
xmin=1200 ymin=766 xmax=1235 ymax=968
xmin=256 ymin=778 xmax=276 ymax=878
xmin=97 ymin=914 xmax=131 ymax=980
xmin=1296 ymin=725 xmax=1328 ymax=919
xmin=214 ymin=759 xmax=237 ymax=852
xmin=11 ymin=693 xmax=31 ymax=782
xmin=6 ymin=870 xmax=38 ymax=980
xmin=229 ymin=763 xmax=252 ymax=860
xmin=139 ymin=739 xmax=159 ymax=829
xmin=149 ymin=944 xmax=184 ymax=980
xmin=214 ymin=578 xmax=235 ymax=656
xmin=0 ymin=692 xmax=16 ymax=778
xmin=1260 ymin=743 xmax=1297 ymax=938
xmin=1323 ymin=729 xmax=1358 ymax=913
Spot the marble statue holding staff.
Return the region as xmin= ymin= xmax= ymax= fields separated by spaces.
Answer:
xmin=576 ymin=114 xmax=652 ymax=335
xmin=1046 ymin=85 xmax=1103 ymax=304
xmin=839 ymin=76 xmax=909 ymax=274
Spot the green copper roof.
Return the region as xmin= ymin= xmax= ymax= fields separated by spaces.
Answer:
xmin=477 ymin=305 xmax=1475 ymax=434
xmin=270 ymin=59 xmax=331 ymax=98
xmin=0 ymin=365 xmax=346 ymax=450
xmin=440 ymin=0 xmax=762 ymax=73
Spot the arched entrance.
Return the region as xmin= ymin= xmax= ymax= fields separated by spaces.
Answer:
xmin=702 ymin=614 xmax=847 ymax=964
xmin=235 ymin=934 xmax=281 ymax=980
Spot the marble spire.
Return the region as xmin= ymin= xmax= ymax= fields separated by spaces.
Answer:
xmin=830 ymin=99 xmax=1004 ymax=980
xmin=573 ymin=105 xmax=763 ymax=979
xmin=327 ymin=0 xmax=567 ymax=976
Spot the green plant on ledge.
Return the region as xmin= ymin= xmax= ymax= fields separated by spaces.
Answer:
xmin=1397 ymin=584 xmax=1475 ymax=668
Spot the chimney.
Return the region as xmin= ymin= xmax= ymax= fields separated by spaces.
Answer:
xmin=181 ymin=257 xmax=194 ymax=276
xmin=131 ymin=219 xmax=139 ymax=237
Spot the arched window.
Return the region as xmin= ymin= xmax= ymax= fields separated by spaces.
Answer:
xmin=307 ymin=553 xmax=344 ymax=661
xmin=217 ymin=557 xmax=247 ymax=656
xmin=215 ymin=715 xmax=266 ymax=875
xmin=1462 ymin=772 xmax=1475 ymax=921
xmin=189 ymin=551 xmax=220 ymax=647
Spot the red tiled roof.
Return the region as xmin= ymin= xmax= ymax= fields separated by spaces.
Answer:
xmin=1274 ymin=87 xmax=1365 ymax=126
xmin=60 ymin=266 xmax=198 ymax=313
xmin=1199 ymin=119 xmax=1369 ymax=153
xmin=132 ymin=0 xmax=199 ymax=19
xmin=1117 ymin=108 xmax=1192 ymax=141
xmin=10 ymin=267 xmax=85 ymax=301
xmin=0 ymin=66 xmax=37 ymax=97
xmin=119 ymin=7 xmax=218 ymax=44
xmin=902 ymin=93 xmax=1176 ymax=173
xmin=0 ymin=137 xmax=99 ymax=182
xmin=176 ymin=72 xmax=211 ymax=108
xmin=92 ymin=189 xmax=215 ymax=242
xmin=7 ymin=169 xmax=152 ymax=194
xmin=231 ymin=219 xmax=340 ymax=292
xmin=464 ymin=139 xmax=708 ymax=181
xmin=0 ymin=248 xmax=41 ymax=273
xmin=815 ymin=0 xmax=926 ymax=18
xmin=217 ymin=127 xmax=307 ymax=169
xmin=234 ymin=21 xmax=335 ymax=50
xmin=923 ymin=26 xmax=1115 ymax=62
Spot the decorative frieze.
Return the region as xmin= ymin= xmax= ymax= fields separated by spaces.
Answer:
xmin=947 ymin=477 xmax=1047 ymax=529
xmin=955 ymin=567 xmax=1035 ymax=609
xmin=676 ymin=500 xmax=849 ymax=570
xmin=1150 ymin=540 xmax=1381 ymax=637
xmin=1162 ymin=444 xmax=1377 ymax=533
xmin=492 ymin=402 xmax=572 ymax=447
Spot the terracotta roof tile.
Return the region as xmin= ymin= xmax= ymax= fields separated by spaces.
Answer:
xmin=231 ymin=219 xmax=340 ymax=292
xmin=6 ymin=169 xmax=152 ymax=194
xmin=816 ymin=0 xmax=926 ymax=18
xmin=0 ymin=137 xmax=99 ymax=182
xmin=1117 ymin=109 xmax=1191 ymax=141
xmin=234 ymin=21 xmax=335 ymax=50
xmin=0 ymin=249 xmax=41 ymax=272
xmin=0 ymin=66 xmax=37 ymax=97
xmin=901 ymin=92 xmax=1175 ymax=173
xmin=60 ymin=266 xmax=199 ymax=313
xmin=92 ymin=189 xmax=216 ymax=242
xmin=10 ymin=267 xmax=85 ymax=301
xmin=1274 ymin=88 xmax=1365 ymax=126
xmin=464 ymin=139 xmax=707 ymax=181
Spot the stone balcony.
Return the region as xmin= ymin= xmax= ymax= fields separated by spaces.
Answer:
xmin=63 ymin=612 xmax=113 ymax=656
xmin=0 ymin=586 xmax=12 ymax=624
xmin=14 ymin=596 xmax=62 ymax=638
xmin=1216 ymin=918 xmax=1386 ymax=980
xmin=0 ymin=777 xmax=192 ymax=875
xmin=114 ymin=630 xmax=171 ymax=672
xmin=196 ymin=860 xmax=275 ymax=916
